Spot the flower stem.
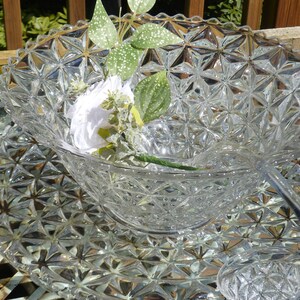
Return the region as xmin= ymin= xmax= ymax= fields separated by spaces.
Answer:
xmin=117 ymin=15 xmax=134 ymax=43
xmin=135 ymin=154 xmax=199 ymax=171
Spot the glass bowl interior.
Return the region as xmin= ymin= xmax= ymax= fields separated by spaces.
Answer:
xmin=0 ymin=14 xmax=299 ymax=233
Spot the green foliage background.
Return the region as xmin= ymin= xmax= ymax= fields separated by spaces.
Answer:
xmin=0 ymin=0 xmax=67 ymax=49
xmin=205 ymin=0 xmax=244 ymax=25
xmin=0 ymin=7 xmax=4 ymax=49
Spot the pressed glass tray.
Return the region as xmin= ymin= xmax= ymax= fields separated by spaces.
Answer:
xmin=0 ymin=254 xmax=62 ymax=299
xmin=0 ymin=112 xmax=299 ymax=300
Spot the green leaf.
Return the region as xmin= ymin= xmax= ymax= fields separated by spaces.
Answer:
xmin=136 ymin=154 xmax=199 ymax=170
xmin=128 ymin=0 xmax=156 ymax=14
xmin=89 ymin=0 xmax=118 ymax=49
xmin=107 ymin=43 xmax=143 ymax=80
xmin=131 ymin=23 xmax=182 ymax=49
xmin=97 ymin=143 xmax=115 ymax=157
xmin=98 ymin=128 xmax=110 ymax=139
xmin=134 ymin=71 xmax=171 ymax=123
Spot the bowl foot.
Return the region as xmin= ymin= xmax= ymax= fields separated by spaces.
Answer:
xmin=102 ymin=205 xmax=212 ymax=235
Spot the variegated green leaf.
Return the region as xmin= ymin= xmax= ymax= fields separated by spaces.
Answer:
xmin=128 ymin=0 xmax=156 ymax=14
xmin=107 ymin=43 xmax=143 ymax=80
xmin=134 ymin=71 xmax=171 ymax=123
xmin=131 ymin=23 xmax=182 ymax=49
xmin=89 ymin=0 xmax=118 ymax=49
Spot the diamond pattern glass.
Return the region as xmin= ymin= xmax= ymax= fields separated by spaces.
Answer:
xmin=0 ymin=16 xmax=299 ymax=233
xmin=217 ymin=247 xmax=300 ymax=300
xmin=0 ymin=113 xmax=299 ymax=299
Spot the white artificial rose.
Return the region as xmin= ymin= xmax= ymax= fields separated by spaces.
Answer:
xmin=66 ymin=76 xmax=134 ymax=153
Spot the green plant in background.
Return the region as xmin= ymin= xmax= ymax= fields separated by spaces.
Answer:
xmin=22 ymin=8 xmax=67 ymax=42
xmin=0 ymin=0 xmax=67 ymax=49
xmin=0 ymin=2 xmax=5 ymax=49
xmin=206 ymin=0 xmax=244 ymax=25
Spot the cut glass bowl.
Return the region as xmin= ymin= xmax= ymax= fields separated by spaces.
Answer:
xmin=0 ymin=15 xmax=299 ymax=234
xmin=0 ymin=116 xmax=299 ymax=299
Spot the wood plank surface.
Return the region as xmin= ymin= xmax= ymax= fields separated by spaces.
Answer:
xmin=185 ymin=0 xmax=205 ymax=18
xmin=276 ymin=0 xmax=300 ymax=27
xmin=3 ymin=0 xmax=23 ymax=50
xmin=67 ymin=0 xmax=86 ymax=24
xmin=259 ymin=26 xmax=300 ymax=50
xmin=0 ymin=50 xmax=17 ymax=66
xmin=243 ymin=0 xmax=264 ymax=29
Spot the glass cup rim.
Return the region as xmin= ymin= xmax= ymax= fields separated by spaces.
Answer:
xmin=58 ymin=140 xmax=264 ymax=179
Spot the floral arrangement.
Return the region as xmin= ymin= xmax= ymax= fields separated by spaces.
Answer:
xmin=67 ymin=0 xmax=197 ymax=170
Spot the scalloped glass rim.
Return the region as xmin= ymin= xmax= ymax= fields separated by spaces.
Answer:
xmin=5 ymin=13 xmax=299 ymax=66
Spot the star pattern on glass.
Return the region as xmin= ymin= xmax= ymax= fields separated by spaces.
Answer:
xmin=0 ymin=120 xmax=298 ymax=299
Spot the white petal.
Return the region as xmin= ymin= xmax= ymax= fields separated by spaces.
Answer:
xmin=66 ymin=76 xmax=133 ymax=153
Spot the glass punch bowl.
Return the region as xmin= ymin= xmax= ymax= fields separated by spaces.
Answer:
xmin=0 ymin=15 xmax=299 ymax=234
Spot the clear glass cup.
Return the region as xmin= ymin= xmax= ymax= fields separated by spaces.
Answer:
xmin=217 ymin=247 xmax=300 ymax=300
